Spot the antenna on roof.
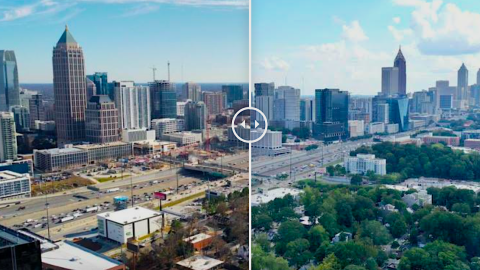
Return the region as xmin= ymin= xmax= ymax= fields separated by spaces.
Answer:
xmin=168 ymin=61 xmax=171 ymax=82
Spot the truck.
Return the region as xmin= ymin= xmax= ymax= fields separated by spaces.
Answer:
xmin=84 ymin=206 xmax=99 ymax=213
xmin=60 ymin=216 xmax=74 ymax=223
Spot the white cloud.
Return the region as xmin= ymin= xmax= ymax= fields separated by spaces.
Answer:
xmin=0 ymin=0 xmax=75 ymax=22
xmin=394 ymin=0 xmax=480 ymax=55
xmin=0 ymin=5 xmax=35 ymax=21
xmin=342 ymin=20 xmax=368 ymax=42
xmin=388 ymin=25 xmax=413 ymax=41
xmin=259 ymin=56 xmax=290 ymax=71
xmin=76 ymin=0 xmax=248 ymax=8
xmin=393 ymin=17 xmax=401 ymax=24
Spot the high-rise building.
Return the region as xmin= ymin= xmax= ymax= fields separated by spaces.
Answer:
xmin=411 ymin=90 xmax=435 ymax=114
xmin=477 ymin=68 xmax=480 ymax=85
xmin=375 ymin=103 xmax=389 ymax=124
xmin=254 ymin=82 xmax=275 ymax=97
xmin=373 ymin=95 xmax=409 ymax=131
xmin=28 ymin=94 xmax=46 ymax=130
xmin=457 ymin=63 xmax=469 ymax=102
xmin=275 ymin=86 xmax=300 ymax=121
xmin=114 ymin=82 xmax=151 ymax=130
xmin=203 ymin=92 xmax=224 ymax=115
xmin=313 ymin=89 xmax=349 ymax=141
xmin=150 ymin=80 xmax=177 ymax=119
xmin=394 ymin=47 xmax=406 ymax=95
xmin=87 ymin=72 xmax=108 ymax=96
xmin=381 ymin=67 xmax=399 ymax=96
xmin=52 ymin=26 xmax=87 ymax=146
xmin=10 ymin=106 xmax=30 ymax=132
xmin=86 ymin=77 xmax=97 ymax=100
xmin=184 ymin=101 xmax=207 ymax=131
xmin=0 ymin=112 xmax=17 ymax=162
xmin=254 ymin=83 xmax=275 ymax=121
xmin=0 ymin=50 xmax=20 ymax=111
xmin=85 ymin=95 xmax=119 ymax=144
xmin=182 ymin=82 xmax=202 ymax=102
xmin=222 ymin=85 xmax=243 ymax=107
xmin=300 ymin=98 xmax=315 ymax=122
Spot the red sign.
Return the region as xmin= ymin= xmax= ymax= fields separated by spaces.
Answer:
xmin=154 ymin=192 xmax=167 ymax=200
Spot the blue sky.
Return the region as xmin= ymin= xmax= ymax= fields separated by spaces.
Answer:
xmin=0 ymin=0 xmax=248 ymax=83
xmin=253 ymin=0 xmax=480 ymax=96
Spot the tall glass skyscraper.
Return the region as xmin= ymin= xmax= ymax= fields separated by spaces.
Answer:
xmin=394 ymin=47 xmax=406 ymax=96
xmin=313 ymin=88 xmax=349 ymax=142
xmin=150 ymin=80 xmax=177 ymax=119
xmin=87 ymin=72 xmax=109 ymax=96
xmin=52 ymin=26 xmax=87 ymax=146
xmin=222 ymin=85 xmax=244 ymax=107
xmin=0 ymin=50 xmax=20 ymax=112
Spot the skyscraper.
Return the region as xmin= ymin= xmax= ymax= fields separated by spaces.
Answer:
xmin=222 ymin=85 xmax=243 ymax=107
xmin=85 ymin=95 xmax=119 ymax=144
xmin=254 ymin=83 xmax=275 ymax=121
xmin=393 ymin=47 xmax=406 ymax=95
xmin=184 ymin=101 xmax=207 ymax=131
xmin=150 ymin=80 xmax=177 ymax=119
xmin=477 ymin=68 xmax=480 ymax=85
xmin=313 ymin=89 xmax=349 ymax=141
xmin=87 ymin=72 xmax=109 ymax=96
xmin=52 ymin=26 xmax=87 ymax=146
xmin=0 ymin=112 xmax=17 ymax=162
xmin=457 ymin=63 xmax=469 ymax=101
xmin=381 ymin=67 xmax=399 ymax=96
xmin=300 ymin=98 xmax=315 ymax=122
xmin=182 ymin=82 xmax=202 ymax=102
xmin=0 ymin=50 xmax=20 ymax=111
xmin=11 ymin=106 xmax=30 ymax=132
xmin=114 ymin=82 xmax=151 ymax=130
xmin=29 ymin=94 xmax=46 ymax=130
xmin=275 ymin=86 xmax=300 ymax=121
xmin=203 ymin=92 xmax=224 ymax=115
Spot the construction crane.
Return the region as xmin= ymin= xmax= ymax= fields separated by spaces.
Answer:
xmin=150 ymin=66 xmax=157 ymax=81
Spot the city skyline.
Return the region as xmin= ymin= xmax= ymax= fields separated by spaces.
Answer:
xmin=253 ymin=0 xmax=480 ymax=95
xmin=0 ymin=0 xmax=248 ymax=84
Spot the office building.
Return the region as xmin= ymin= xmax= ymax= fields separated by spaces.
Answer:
xmin=411 ymin=90 xmax=435 ymax=114
xmin=366 ymin=122 xmax=385 ymax=134
xmin=422 ymin=136 xmax=460 ymax=146
xmin=28 ymin=94 xmax=46 ymax=130
xmin=394 ymin=47 xmax=407 ymax=95
xmin=372 ymin=95 xmax=409 ymax=131
xmin=114 ymin=82 xmax=151 ymax=130
xmin=86 ymin=77 xmax=97 ymax=100
xmin=381 ymin=67 xmax=399 ymax=96
xmin=465 ymin=139 xmax=480 ymax=150
xmin=151 ymin=118 xmax=184 ymax=139
xmin=121 ymin=128 xmax=155 ymax=143
xmin=0 ymin=112 xmax=17 ymax=162
xmin=0 ymin=159 xmax=33 ymax=175
xmin=386 ymin=123 xmax=399 ymax=134
xmin=85 ymin=95 xmax=119 ymax=144
xmin=251 ymin=129 xmax=289 ymax=157
xmin=177 ymin=101 xmax=189 ymax=117
xmin=184 ymin=101 xmax=207 ymax=131
xmin=150 ymin=80 xmax=177 ymax=119
xmin=439 ymin=95 xmax=453 ymax=109
xmin=0 ymin=225 xmax=42 ymax=269
xmin=313 ymin=89 xmax=349 ymax=141
xmin=457 ymin=63 xmax=469 ymax=103
xmin=182 ymin=82 xmax=202 ymax=102
xmin=0 ymin=50 xmax=20 ymax=111
xmin=53 ymin=26 xmax=87 ymax=146
xmin=97 ymin=206 xmax=162 ymax=244
xmin=348 ymin=120 xmax=365 ymax=138
xmin=203 ymin=92 xmax=224 ymax=115
xmin=162 ymin=132 xmax=202 ymax=146
xmin=254 ymin=82 xmax=275 ymax=96
xmin=86 ymin=72 xmax=109 ymax=96
xmin=10 ymin=105 xmax=30 ymax=132
xmin=375 ymin=103 xmax=389 ymax=124
xmin=344 ymin=154 xmax=386 ymax=175
xmin=222 ymin=85 xmax=243 ymax=107
xmin=254 ymin=83 xmax=275 ymax=121
xmin=34 ymin=146 xmax=88 ymax=172
xmin=75 ymin=142 xmax=133 ymax=163
xmin=275 ymin=86 xmax=300 ymax=121
xmin=300 ymin=98 xmax=315 ymax=122
xmin=0 ymin=171 xmax=31 ymax=200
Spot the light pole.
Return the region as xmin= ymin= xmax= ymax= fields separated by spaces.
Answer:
xmin=43 ymin=177 xmax=51 ymax=240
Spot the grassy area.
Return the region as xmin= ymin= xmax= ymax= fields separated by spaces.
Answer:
xmin=32 ymin=176 xmax=93 ymax=196
xmin=155 ymin=191 xmax=205 ymax=210
xmin=323 ymin=159 xmax=342 ymax=167
xmin=95 ymin=174 xmax=130 ymax=183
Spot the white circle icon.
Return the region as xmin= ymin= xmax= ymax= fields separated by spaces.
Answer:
xmin=231 ymin=107 xmax=268 ymax=144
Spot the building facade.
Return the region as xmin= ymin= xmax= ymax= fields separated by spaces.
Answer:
xmin=114 ymin=82 xmax=151 ymax=130
xmin=184 ymin=101 xmax=207 ymax=131
xmin=313 ymin=88 xmax=349 ymax=142
xmin=85 ymin=95 xmax=119 ymax=144
xmin=344 ymin=154 xmax=386 ymax=175
xmin=0 ymin=112 xmax=17 ymax=162
xmin=28 ymin=94 xmax=46 ymax=130
xmin=0 ymin=50 xmax=20 ymax=111
xmin=150 ymin=80 xmax=177 ymax=119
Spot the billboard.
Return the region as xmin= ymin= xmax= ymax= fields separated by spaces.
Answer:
xmin=154 ymin=191 xmax=167 ymax=200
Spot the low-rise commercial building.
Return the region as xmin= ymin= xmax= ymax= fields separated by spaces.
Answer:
xmin=34 ymin=145 xmax=88 ymax=172
xmin=133 ymin=141 xmax=176 ymax=155
xmin=348 ymin=120 xmax=365 ymax=138
xmin=151 ymin=118 xmax=184 ymax=139
xmin=183 ymin=233 xmax=213 ymax=251
xmin=366 ymin=122 xmax=385 ymax=134
xmin=121 ymin=128 xmax=155 ymax=143
xmin=97 ymin=206 xmax=162 ymax=243
xmin=344 ymin=154 xmax=387 ymax=175
xmin=162 ymin=132 xmax=202 ymax=146
xmin=176 ymin=255 xmax=224 ymax=270
xmin=422 ymin=136 xmax=460 ymax=146
xmin=0 ymin=171 xmax=31 ymax=200
xmin=251 ymin=129 xmax=290 ymax=156
xmin=386 ymin=123 xmax=399 ymax=134
xmin=465 ymin=139 xmax=480 ymax=149
xmin=74 ymin=142 xmax=133 ymax=163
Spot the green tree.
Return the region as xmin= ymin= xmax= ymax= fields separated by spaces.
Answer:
xmin=311 ymin=254 xmax=341 ymax=270
xmin=308 ymin=225 xmax=330 ymax=252
xmin=350 ymin=174 xmax=363 ymax=185
xmin=252 ymin=245 xmax=291 ymax=270
xmin=358 ymin=220 xmax=392 ymax=245
xmin=285 ymin=239 xmax=313 ymax=269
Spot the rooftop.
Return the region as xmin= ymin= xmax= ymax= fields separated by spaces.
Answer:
xmin=252 ymin=188 xmax=302 ymax=206
xmin=57 ymin=26 xmax=77 ymax=45
xmin=0 ymin=171 xmax=27 ymax=181
xmin=42 ymin=241 xmax=123 ymax=270
xmin=35 ymin=146 xmax=85 ymax=155
xmin=184 ymin=233 xmax=213 ymax=244
xmin=97 ymin=206 xmax=160 ymax=224
xmin=75 ymin=141 xmax=131 ymax=150
xmin=176 ymin=255 xmax=223 ymax=270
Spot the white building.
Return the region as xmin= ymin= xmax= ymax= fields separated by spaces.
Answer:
xmin=386 ymin=123 xmax=399 ymax=134
xmin=151 ymin=118 xmax=184 ymax=139
xmin=366 ymin=122 xmax=385 ymax=134
xmin=275 ymin=86 xmax=300 ymax=121
xmin=177 ymin=100 xmax=190 ymax=117
xmin=121 ymin=128 xmax=155 ymax=143
xmin=348 ymin=120 xmax=365 ymax=138
xmin=176 ymin=255 xmax=224 ymax=270
xmin=251 ymin=188 xmax=302 ymax=206
xmin=0 ymin=112 xmax=17 ymax=162
xmin=0 ymin=171 xmax=31 ymax=200
xmin=114 ymin=82 xmax=151 ymax=130
xmin=255 ymin=95 xmax=274 ymax=121
xmin=228 ymin=125 xmax=250 ymax=143
xmin=344 ymin=154 xmax=386 ymax=175
xmin=97 ymin=206 xmax=162 ymax=243
xmin=251 ymin=129 xmax=289 ymax=156
xmin=162 ymin=132 xmax=202 ymax=146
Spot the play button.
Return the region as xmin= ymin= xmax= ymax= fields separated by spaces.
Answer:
xmin=231 ymin=106 xmax=268 ymax=144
